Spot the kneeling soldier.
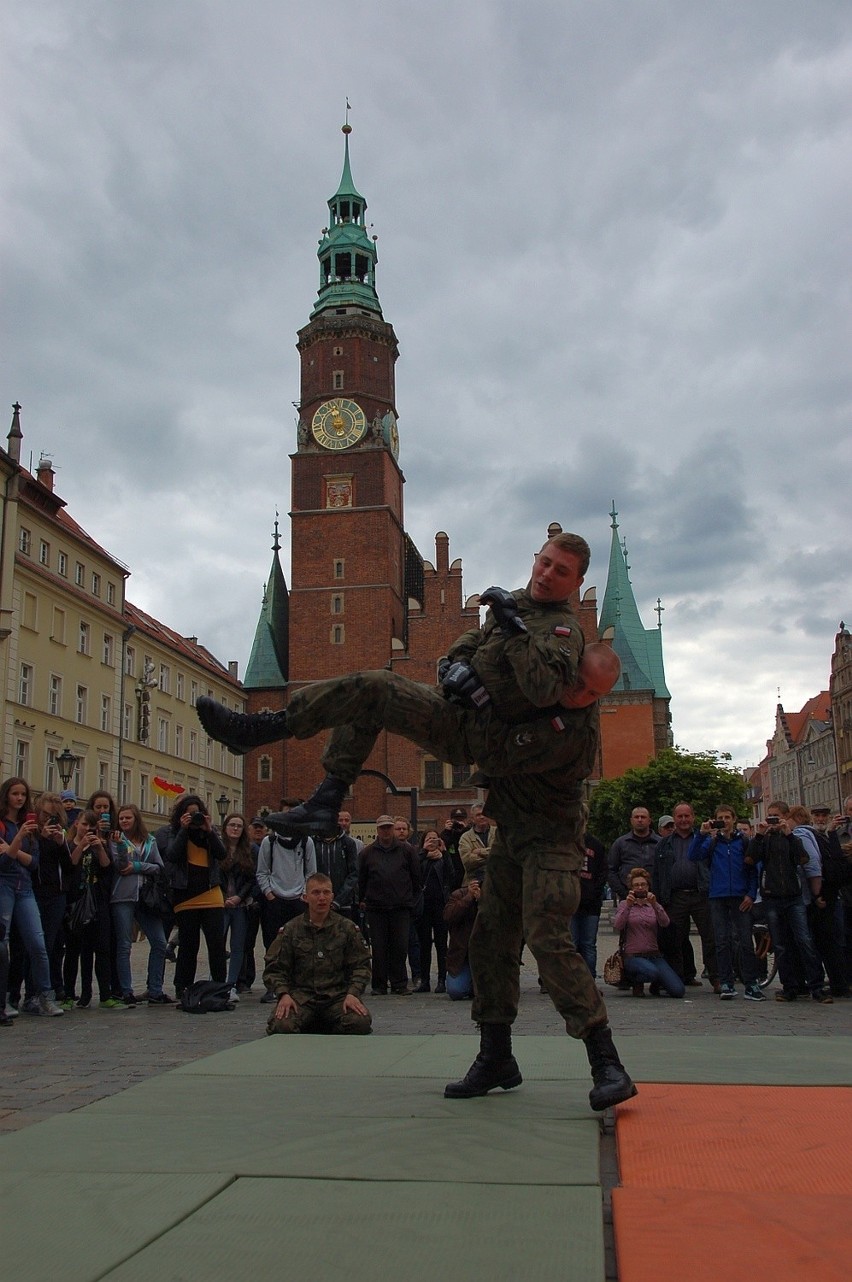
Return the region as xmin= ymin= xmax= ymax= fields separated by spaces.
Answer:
xmin=264 ymin=872 xmax=372 ymax=1035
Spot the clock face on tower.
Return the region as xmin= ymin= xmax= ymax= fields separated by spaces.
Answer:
xmin=311 ymin=398 xmax=367 ymax=450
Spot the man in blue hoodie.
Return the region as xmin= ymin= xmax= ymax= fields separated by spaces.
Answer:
xmin=689 ymin=805 xmax=762 ymax=1001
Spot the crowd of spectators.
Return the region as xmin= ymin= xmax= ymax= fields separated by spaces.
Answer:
xmin=3 ymin=782 xmax=851 ymax=1028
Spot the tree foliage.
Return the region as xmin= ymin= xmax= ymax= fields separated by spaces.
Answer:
xmin=588 ymin=748 xmax=747 ymax=849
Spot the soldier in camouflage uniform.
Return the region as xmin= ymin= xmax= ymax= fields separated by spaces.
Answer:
xmin=198 ymin=532 xmax=635 ymax=1109
xmin=264 ymin=873 xmax=372 ymax=1035
xmin=441 ymin=535 xmax=637 ymax=1111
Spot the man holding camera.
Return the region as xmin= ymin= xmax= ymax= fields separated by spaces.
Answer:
xmin=688 ymin=806 xmax=761 ymax=1000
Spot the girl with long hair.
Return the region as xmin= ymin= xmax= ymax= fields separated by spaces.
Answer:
xmin=162 ymin=795 xmax=227 ymax=997
xmin=110 ymin=804 xmax=172 ymax=1006
xmin=63 ymin=808 xmax=120 ymax=1008
xmin=0 ymin=777 xmax=63 ymax=1016
xmin=220 ymin=813 xmax=258 ymax=1001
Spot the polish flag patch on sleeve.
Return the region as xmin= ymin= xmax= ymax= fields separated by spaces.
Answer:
xmin=554 ymin=626 xmax=572 ymax=637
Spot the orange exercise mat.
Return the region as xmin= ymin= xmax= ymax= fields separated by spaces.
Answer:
xmin=612 ymin=1083 xmax=852 ymax=1282
xmin=615 ymin=1082 xmax=852 ymax=1194
xmin=613 ymin=1188 xmax=851 ymax=1282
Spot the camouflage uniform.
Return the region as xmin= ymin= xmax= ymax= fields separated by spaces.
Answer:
xmin=263 ymin=910 xmax=372 ymax=1035
xmin=286 ymin=668 xmax=592 ymax=785
xmin=469 ymin=757 xmax=607 ymax=1038
xmin=453 ymin=589 xmax=608 ymax=1039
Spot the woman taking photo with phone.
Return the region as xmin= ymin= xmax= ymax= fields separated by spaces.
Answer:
xmin=612 ymin=867 xmax=685 ymax=999
xmin=0 ymin=777 xmax=64 ymax=1016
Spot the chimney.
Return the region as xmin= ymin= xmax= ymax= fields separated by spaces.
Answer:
xmin=7 ymin=402 xmax=23 ymax=465
xmin=36 ymin=454 xmax=55 ymax=492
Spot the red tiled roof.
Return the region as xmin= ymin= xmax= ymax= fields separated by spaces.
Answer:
xmin=124 ymin=600 xmax=241 ymax=688
xmin=785 ymin=690 xmax=831 ymax=745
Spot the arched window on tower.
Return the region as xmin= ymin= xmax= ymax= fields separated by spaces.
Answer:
xmin=355 ymin=254 xmax=369 ymax=282
xmin=334 ymin=252 xmax=351 ymax=279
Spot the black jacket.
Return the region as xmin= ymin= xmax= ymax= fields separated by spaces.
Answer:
xmin=314 ymin=831 xmax=359 ymax=908
xmin=358 ymin=839 xmax=422 ymax=910
xmin=163 ymin=825 xmax=227 ymax=893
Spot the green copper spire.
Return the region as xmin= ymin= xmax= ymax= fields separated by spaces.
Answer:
xmin=311 ymin=116 xmax=382 ymax=320
xmin=243 ymin=517 xmax=289 ymax=689
xmin=598 ymin=502 xmax=670 ymax=698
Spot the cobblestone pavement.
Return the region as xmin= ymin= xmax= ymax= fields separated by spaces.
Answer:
xmin=2 ymin=921 xmax=850 ymax=1133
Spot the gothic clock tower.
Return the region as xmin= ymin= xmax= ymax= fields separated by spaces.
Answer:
xmin=243 ymin=121 xmax=480 ymax=823
xmin=289 ymin=122 xmax=404 ymax=682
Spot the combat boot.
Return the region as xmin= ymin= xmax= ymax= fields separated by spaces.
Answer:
xmin=265 ymin=774 xmax=349 ymax=836
xmin=444 ymin=1023 xmax=523 ymax=1098
xmin=584 ymin=1023 xmax=637 ymax=1111
xmin=196 ymin=697 xmax=290 ymax=755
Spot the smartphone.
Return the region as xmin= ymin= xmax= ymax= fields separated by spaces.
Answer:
xmin=25 ymin=811 xmax=37 ymax=825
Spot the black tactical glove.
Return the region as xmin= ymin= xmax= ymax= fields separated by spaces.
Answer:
xmin=479 ymin=586 xmax=528 ymax=637
xmin=440 ymin=660 xmax=491 ymax=708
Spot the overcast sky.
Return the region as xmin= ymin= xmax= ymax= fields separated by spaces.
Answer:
xmin=2 ymin=1 xmax=849 ymax=770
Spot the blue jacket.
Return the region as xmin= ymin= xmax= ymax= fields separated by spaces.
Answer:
xmin=688 ymin=829 xmax=757 ymax=900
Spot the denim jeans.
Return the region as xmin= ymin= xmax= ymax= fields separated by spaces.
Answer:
xmin=111 ymin=901 xmax=167 ymax=998
xmin=710 ymin=896 xmax=757 ymax=986
xmin=223 ymin=906 xmax=249 ymax=987
xmin=623 ymin=953 xmax=686 ymax=997
xmin=764 ymin=896 xmax=824 ymax=993
xmin=0 ymin=882 xmax=51 ymax=994
xmin=445 ymin=962 xmax=474 ymax=1000
xmin=570 ymin=913 xmax=600 ymax=976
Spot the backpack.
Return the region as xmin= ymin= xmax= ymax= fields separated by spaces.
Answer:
xmin=178 ymin=980 xmax=235 ymax=1014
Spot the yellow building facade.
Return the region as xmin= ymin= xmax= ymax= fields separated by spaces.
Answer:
xmin=1 ymin=407 xmax=244 ymax=825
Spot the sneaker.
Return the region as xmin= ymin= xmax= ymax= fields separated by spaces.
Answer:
xmin=719 ymin=982 xmax=736 ymax=1000
xmin=122 ymin=993 xmax=138 ymax=1008
xmin=775 ymin=991 xmax=797 ymax=1002
xmin=37 ymin=992 xmax=64 ymax=1017
xmin=60 ymin=998 xmax=75 ymax=1012
xmin=260 ymin=990 xmax=277 ymax=1004
xmin=99 ymin=997 xmax=127 ymax=1009
xmin=147 ymin=993 xmax=175 ymax=1005
xmin=743 ymin=984 xmax=766 ymax=1002
xmin=228 ymin=987 xmax=240 ymax=1003
xmin=3 ymin=1002 xmax=20 ymax=1018
xmin=811 ymin=989 xmax=834 ymax=1004
xmin=435 ymin=981 xmax=446 ymax=994
xmin=75 ymin=995 xmax=92 ymax=1009
xmin=22 ymin=996 xmax=41 ymax=1015
xmin=164 ymin=944 xmax=177 ymax=963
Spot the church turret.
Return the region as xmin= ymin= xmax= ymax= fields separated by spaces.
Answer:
xmin=599 ymin=502 xmax=670 ymax=699
xmin=311 ymin=118 xmax=382 ymax=321
xmin=597 ymin=503 xmax=672 ymax=773
xmin=243 ymin=517 xmax=289 ymax=689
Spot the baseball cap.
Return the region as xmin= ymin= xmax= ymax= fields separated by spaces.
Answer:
xmin=60 ymin=790 xmax=76 ymax=803
xmin=249 ymin=816 xmax=266 ymax=826
xmin=658 ymin=815 xmax=674 ymax=829
xmin=376 ymin=815 xmax=395 ymax=827
xmin=450 ymin=807 xmax=468 ymax=820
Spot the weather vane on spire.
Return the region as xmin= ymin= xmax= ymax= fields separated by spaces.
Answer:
xmin=343 ymin=98 xmax=352 ymax=134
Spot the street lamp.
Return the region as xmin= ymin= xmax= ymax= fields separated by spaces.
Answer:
xmin=56 ymin=747 xmax=79 ymax=789
xmin=215 ymin=792 xmax=230 ymax=825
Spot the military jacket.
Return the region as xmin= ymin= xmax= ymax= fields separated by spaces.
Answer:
xmin=263 ymin=910 xmax=371 ymax=1001
xmin=448 ymin=586 xmax=583 ymax=724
